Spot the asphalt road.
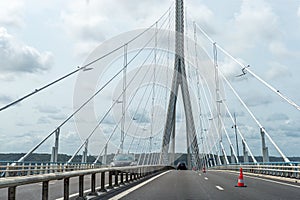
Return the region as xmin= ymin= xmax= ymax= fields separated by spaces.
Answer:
xmin=115 ymin=170 xmax=300 ymax=200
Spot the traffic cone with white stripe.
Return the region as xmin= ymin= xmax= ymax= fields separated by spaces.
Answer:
xmin=235 ymin=168 xmax=247 ymax=187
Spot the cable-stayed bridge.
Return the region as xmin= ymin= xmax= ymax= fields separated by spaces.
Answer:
xmin=0 ymin=0 xmax=300 ymax=199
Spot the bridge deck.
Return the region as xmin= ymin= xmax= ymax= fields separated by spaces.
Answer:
xmin=114 ymin=170 xmax=300 ymax=200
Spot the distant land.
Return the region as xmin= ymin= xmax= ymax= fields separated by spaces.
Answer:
xmin=0 ymin=153 xmax=299 ymax=164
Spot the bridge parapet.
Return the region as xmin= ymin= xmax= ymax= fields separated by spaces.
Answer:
xmin=211 ymin=162 xmax=300 ymax=179
xmin=0 ymin=164 xmax=173 ymax=200
xmin=0 ymin=161 xmax=103 ymax=178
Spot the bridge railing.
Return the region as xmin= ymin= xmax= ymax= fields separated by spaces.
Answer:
xmin=0 ymin=161 xmax=103 ymax=178
xmin=211 ymin=162 xmax=300 ymax=179
xmin=0 ymin=164 xmax=172 ymax=200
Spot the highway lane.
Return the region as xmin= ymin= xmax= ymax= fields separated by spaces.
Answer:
xmin=115 ymin=170 xmax=300 ymax=200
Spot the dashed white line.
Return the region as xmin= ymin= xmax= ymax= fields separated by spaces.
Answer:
xmin=204 ymin=177 xmax=208 ymax=180
xmin=215 ymin=185 xmax=224 ymax=191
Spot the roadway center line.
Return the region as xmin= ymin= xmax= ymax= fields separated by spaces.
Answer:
xmin=215 ymin=185 xmax=224 ymax=191
xmin=204 ymin=177 xmax=208 ymax=180
xmin=108 ymin=170 xmax=171 ymax=200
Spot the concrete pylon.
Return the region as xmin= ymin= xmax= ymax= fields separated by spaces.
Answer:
xmin=160 ymin=0 xmax=201 ymax=169
xmin=50 ymin=128 xmax=60 ymax=163
xmin=260 ymin=128 xmax=269 ymax=163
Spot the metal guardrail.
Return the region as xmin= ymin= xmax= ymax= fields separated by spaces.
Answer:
xmin=0 ymin=165 xmax=172 ymax=200
xmin=0 ymin=162 xmax=103 ymax=178
xmin=211 ymin=162 xmax=300 ymax=179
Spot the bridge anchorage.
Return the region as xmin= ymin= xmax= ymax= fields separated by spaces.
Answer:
xmin=1 ymin=0 xmax=300 ymax=200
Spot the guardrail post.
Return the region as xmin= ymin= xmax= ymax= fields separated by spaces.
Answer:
xmin=107 ymin=171 xmax=113 ymax=189
xmin=21 ymin=163 xmax=25 ymax=176
xmin=141 ymin=167 xmax=144 ymax=177
xmin=114 ymin=171 xmax=119 ymax=187
xmin=28 ymin=163 xmax=32 ymax=175
xmin=130 ymin=170 xmax=133 ymax=182
xmin=42 ymin=181 xmax=49 ymax=200
xmin=99 ymin=171 xmax=107 ymax=192
xmin=5 ymin=163 xmax=9 ymax=177
xmin=125 ymin=172 xmax=129 ymax=183
xmin=120 ymin=171 xmax=124 ymax=185
xmin=134 ymin=170 xmax=137 ymax=180
xmin=34 ymin=163 xmax=38 ymax=175
xmin=78 ymin=175 xmax=84 ymax=199
xmin=89 ymin=173 xmax=97 ymax=195
xmin=64 ymin=177 xmax=69 ymax=200
xmin=8 ymin=186 xmax=16 ymax=200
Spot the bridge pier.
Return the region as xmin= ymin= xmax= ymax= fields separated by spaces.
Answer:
xmin=50 ymin=128 xmax=60 ymax=163
xmin=242 ymin=140 xmax=249 ymax=163
xmin=230 ymin=148 xmax=236 ymax=164
xmin=260 ymin=128 xmax=269 ymax=162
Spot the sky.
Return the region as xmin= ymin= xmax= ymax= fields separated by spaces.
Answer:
xmin=0 ymin=0 xmax=300 ymax=160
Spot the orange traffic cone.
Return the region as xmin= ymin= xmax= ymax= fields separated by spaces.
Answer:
xmin=235 ymin=168 xmax=246 ymax=187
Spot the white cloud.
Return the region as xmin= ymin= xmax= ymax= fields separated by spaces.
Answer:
xmin=0 ymin=0 xmax=24 ymax=28
xmin=227 ymin=0 xmax=279 ymax=53
xmin=35 ymin=105 xmax=60 ymax=114
xmin=245 ymin=91 xmax=273 ymax=107
xmin=266 ymin=113 xmax=289 ymax=121
xmin=61 ymin=0 xmax=172 ymax=56
xmin=0 ymin=27 xmax=54 ymax=74
xmin=268 ymin=41 xmax=294 ymax=58
xmin=0 ymin=94 xmax=13 ymax=104
xmin=185 ymin=2 xmax=215 ymax=34
xmin=265 ymin=62 xmax=291 ymax=80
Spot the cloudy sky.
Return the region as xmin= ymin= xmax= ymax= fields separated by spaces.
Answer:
xmin=0 ymin=0 xmax=299 ymax=160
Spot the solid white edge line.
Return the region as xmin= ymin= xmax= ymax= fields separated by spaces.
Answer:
xmin=215 ymin=185 xmax=224 ymax=191
xmin=214 ymin=170 xmax=300 ymax=189
xmin=108 ymin=170 xmax=171 ymax=200
xmin=55 ymin=184 xmax=109 ymax=200
xmin=244 ymin=174 xmax=300 ymax=189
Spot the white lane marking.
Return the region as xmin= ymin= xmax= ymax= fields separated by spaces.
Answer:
xmin=204 ymin=177 xmax=208 ymax=180
xmin=214 ymin=170 xmax=300 ymax=189
xmin=109 ymin=170 xmax=171 ymax=200
xmin=199 ymin=173 xmax=202 ymax=176
xmin=245 ymin=175 xmax=300 ymax=189
xmin=215 ymin=185 xmax=224 ymax=191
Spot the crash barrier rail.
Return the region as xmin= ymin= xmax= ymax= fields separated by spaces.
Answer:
xmin=211 ymin=162 xmax=300 ymax=179
xmin=0 ymin=165 xmax=172 ymax=200
xmin=0 ymin=161 xmax=103 ymax=178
